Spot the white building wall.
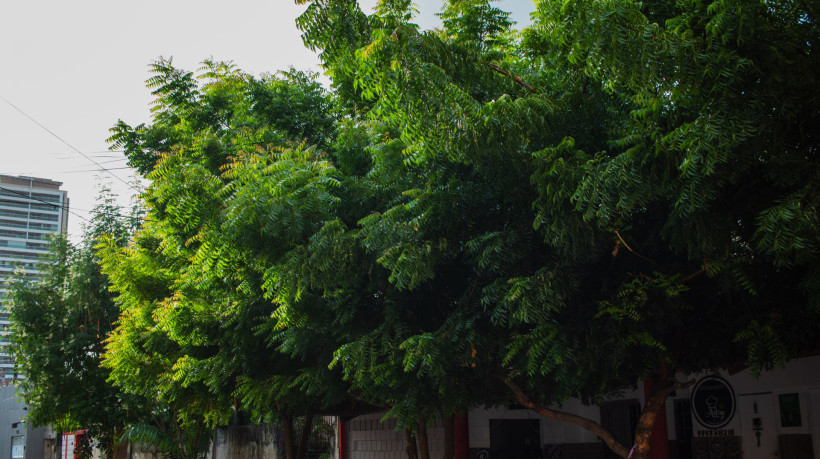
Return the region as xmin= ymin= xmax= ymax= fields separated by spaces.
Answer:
xmin=664 ymin=356 xmax=820 ymax=459
xmin=345 ymin=356 xmax=820 ymax=458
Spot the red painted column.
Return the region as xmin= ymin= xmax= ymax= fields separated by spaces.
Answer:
xmin=338 ymin=418 xmax=348 ymax=459
xmin=454 ymin=413 xmax=469 ymax=459
xmin=643 ymin=380 xmax=671 ymax=459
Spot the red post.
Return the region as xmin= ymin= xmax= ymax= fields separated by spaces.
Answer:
xmin=454 ymin=413 xmax=469 ymax=459
xmin=643 ymin=380 xmax=670 ymax=459
xmin=338 ymin=418 xmax=348 ymax=459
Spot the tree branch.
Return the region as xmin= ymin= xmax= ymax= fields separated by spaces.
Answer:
xmin=614 ymin=230 xmax=661 ymax=268
xmin=502 ymin=378 xmax=630 ymax=458
xmin=485 ymin=63 xmax=537 ymax=94
xmin=680 ymin=268 xmax=706 ymax=283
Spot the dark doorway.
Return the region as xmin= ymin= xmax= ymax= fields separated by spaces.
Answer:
xmin=673 ymin=398 xmax=694 ymax=459
xmin=600 ymin=399 xmax=641 ymax=459
xmin=490 ymin=418 xmax=541 ymax=459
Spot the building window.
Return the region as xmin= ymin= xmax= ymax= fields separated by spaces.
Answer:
xmin=11 ymin=435 xmax=25 ymax=459
xmin=778 ymin=393 xmax=802 ymax=428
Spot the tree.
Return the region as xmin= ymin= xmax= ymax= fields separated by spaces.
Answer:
xmin=102 ymin=60 xmax=353 ymax=459
xmin=296 ymin=0 xmax=820 ymax=458
xmin=99 ymin=1 xmax=820 ymax=459
xmin=8 ymin=185 xmax=143 ymax=457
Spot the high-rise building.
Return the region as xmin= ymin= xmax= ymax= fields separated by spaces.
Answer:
xmin=0 ymin=174 xmax=68 ymax=383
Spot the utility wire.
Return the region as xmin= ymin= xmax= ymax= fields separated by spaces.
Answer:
xmin=1 ymin=96 xmax=140 ymax=193
xmin=49 ymin=150 xmax=126 ymax=156
xmin=59 ymin=158 xmax=129 ymax=166
xmin=0 ymin=186 xmax=142 ymax=224
xmin=57 ymin=156 xmax=129 ymax=162
xmin=60 ymin=167 xmax=133 ymax=174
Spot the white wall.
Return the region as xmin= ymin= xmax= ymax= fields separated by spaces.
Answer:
xmin=344 ymin=356 xmax=820 ymax=457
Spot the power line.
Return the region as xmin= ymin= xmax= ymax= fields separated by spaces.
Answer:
xmin=1 ymin=96 xmax=140 ymax=193
xmin=57 ymin=157 xmax=129 ymax=162
xmin=0 ymin=186 xmax=142 ymax=224
xmin=60 ymin=167 xmax=133 ymax=174
xmin=43 ymin=150 xmax=126 ymax=156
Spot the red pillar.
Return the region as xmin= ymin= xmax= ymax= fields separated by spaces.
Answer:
xmin=338 ymin=419 xmax=348 ymax=459
xmin=454 ymin=413 xmax=469 ymax=459
xmin=643 ymin=380 xmax=670 ymax=459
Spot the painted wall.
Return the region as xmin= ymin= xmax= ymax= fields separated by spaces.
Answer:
xmin=664 ymin=356 xmax=820 ymax=459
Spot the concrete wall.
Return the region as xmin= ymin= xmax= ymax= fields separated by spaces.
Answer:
xmin=0 ymin=385 xmax=28 ymax=458
xmin=346 ymin=413 xmax=445 ymax=459
xmin=209 ymin=424 xmax=282 ymax=459
xmin=24 ymin=427 xmax=45 ymax=459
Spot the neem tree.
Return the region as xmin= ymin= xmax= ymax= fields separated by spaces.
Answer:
xmin=99 ymin=1 xmax=820 ymax=459
xmin=103 ymin=59 xmax=353 ymax=459
xmin=296 ymin=0 xmax=820 ymax=458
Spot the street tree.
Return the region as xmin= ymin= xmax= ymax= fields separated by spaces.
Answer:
xmin=103 ymin=60 xmax=352 ymax=459
xmin=8 ymin=186 xmax=143 ymax=457
xmin=296 ymin=0 xmax=820 ymax=458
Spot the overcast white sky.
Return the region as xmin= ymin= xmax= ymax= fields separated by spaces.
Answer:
xmin=0 ymin=0 xmax=535 ymax=239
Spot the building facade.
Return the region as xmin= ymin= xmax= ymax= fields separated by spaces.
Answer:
xmin=0 ymin=174 xmax=69 ymax=383
xmin=0 ymin=175 xmax=68 ymax=459
xmin=340 ymin=355 xmax=820 ymax=459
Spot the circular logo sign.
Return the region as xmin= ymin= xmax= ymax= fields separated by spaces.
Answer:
xmin=691 ymin=376 xmax=736 ymax=429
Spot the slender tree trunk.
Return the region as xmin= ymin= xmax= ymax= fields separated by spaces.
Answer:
xmin=282 ymin=412 xmax=296 ymax=459
xmin=442 ymin=414 xmax=455 ymax=459
xmin=416 ymin=411 xmax=431 ymax=459
xmin=405 ymin=429 xmax=419 ymax=459
xmin=296 ymin=412 xmax=315 ymax=459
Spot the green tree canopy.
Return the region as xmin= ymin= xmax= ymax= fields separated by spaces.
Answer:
xmin=97 ymin=1 xmax=820 ymax=459
xmin=297 ymin=0 xmax=820 ymax=457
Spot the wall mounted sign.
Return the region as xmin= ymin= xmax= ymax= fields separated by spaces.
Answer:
xmin=691 ymin=376 xmax=736 ymax=430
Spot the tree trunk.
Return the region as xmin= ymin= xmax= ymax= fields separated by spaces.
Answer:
xmin=296 ymin=412 xmax=315 ymax=459
xmin=111 ymin=442 xmax=129 ymax=459
xmin=416 ymin=412 xmax=431 ymax=459
xmin=282 ymin=412 xmax=296 ymax=459
xmin=442 ymin=414 xmax=455 ymax=459
xmin=631 ymin=377 xmax=687 ymax=459
xmin=405 ymin=429 xmax=419 ymax=459
xmin=504 ymin=378 xmax=630 ymax=458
